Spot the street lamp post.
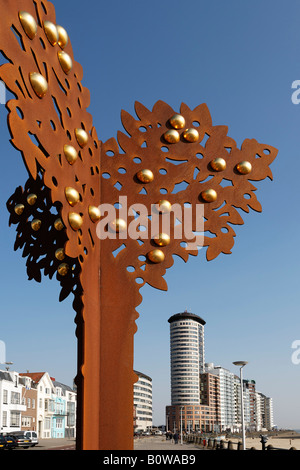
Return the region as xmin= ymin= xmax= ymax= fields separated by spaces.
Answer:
xmin=180 ymin=407 xmax=183 ymax=445
xmin=233 ymin=361 xmax=248 ymax=450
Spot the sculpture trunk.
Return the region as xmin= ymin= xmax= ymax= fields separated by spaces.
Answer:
xmin=75 ymin=234 xmax=140 ymax=450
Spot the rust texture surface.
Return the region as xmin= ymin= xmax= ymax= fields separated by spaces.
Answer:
xmin=1 ymin=0 xmax=277 ymax=450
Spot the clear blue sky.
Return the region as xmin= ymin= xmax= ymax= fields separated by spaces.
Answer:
xmin=1 ymin=0 xmax=300 ymax=429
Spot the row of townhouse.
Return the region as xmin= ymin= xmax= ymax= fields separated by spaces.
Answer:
xmin=0 ymin=370 xmax=76 ymax=439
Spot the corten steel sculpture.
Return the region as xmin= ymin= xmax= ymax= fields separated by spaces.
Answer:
xmin=0 ymin=0 xmax=277 ymax=450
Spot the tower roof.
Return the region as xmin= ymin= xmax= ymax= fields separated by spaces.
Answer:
xmin=168 ymin=311 xmax=206 ymax=326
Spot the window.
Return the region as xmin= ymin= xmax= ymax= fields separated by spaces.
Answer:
xmin=67 ymin=402 xmax=75 ymax=426
xmin=32 ymin=399 xmax=35 ymax=409
xmin=2 ymin=411 xmax=7 ymax=427
xmin=11 ymin=392 xmax=20 ymax=404
xmin=3 ymin=390 xmax=8 ymax=404
xmin=56 ymin=418 xmax=63 ymax=429
xmin=22 ymin=416 xmax=31 ymax=427
xmin=27 ymin=398 xmax=31 ymax=408
xmin=55 ymin=402 xmax=61 ymax=414
xmin=44 ymin=417 xmax=51 ymax=430
xmin=10 ymin=411 xmax=20 ymax=427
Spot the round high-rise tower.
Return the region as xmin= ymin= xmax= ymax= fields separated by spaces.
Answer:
xmin=168 ymin=311 xmax=206 ymax=405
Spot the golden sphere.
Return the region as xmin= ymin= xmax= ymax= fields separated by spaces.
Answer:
xmin=64 ymin=145 xmax=78 ymax=165
xmin=201 ymin=189 xmax=217 ymax=203
xmin=43 ymin=20 xmax=59 ymax=45
xmin=68 ymin=213 xmax=83 ymax=231
xmin=55 ymin=248 xmax=65 ymax=261
xmin=58 ymin=51 xmax=73 ymax=75
xmin=88 ymin=206 xmax=101 ymax=223
xmin=183 ymin=128 xmax=199 ymax=143
xmin=29 ymin=72 xmax=48 ymax=99
xmin=136 ymin=169 xmax=154 ymax=184
xmin=236 ymin=161 xmax=252 ymax=175
xmin=75 ymin=128 xmax=89 ymax=148
xmin=109 ymin=218 xmax=127 ymax=233
xmin=56 ymin=25 xmax=69 ymax=49
xmin=27 ymin=193 xmax=37 ymax=206
xmin=14 ymin=204 xmax=25 ymax=216
xmin=169 ymin=114 xmax=186 ymax=130
xmin=19 ymin=11 xmax=37 ymax=40
xmin=147 ymin=249 xmax=165 ymax=264
xmin=164 ymin=129 xmax=180 ymax=144
xmin=54 ymin=218 xmax=64 ymax=231
xmin=57 ymin=263 xmax=69 ymax=277
xmin=65 ymin=187 xmax=80 ymax=207
xmin=153 ymin=233 xmax=171 ymax=247
xmin=156 ymin=200 xmax=172 ymax=214
xmin=31 ymin=219 xmax=41 ymax=231
xmin=210 ymin=158 xmax=227 ymax=172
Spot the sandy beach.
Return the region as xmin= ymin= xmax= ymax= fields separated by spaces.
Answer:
xmin=226 ymin=431 xmax=300 ymax=450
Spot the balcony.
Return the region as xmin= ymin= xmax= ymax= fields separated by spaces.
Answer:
xmin=10 ymin=403 xmax=26 ymax=412
xmin=53 ymin=410 xmax=67 ymax=416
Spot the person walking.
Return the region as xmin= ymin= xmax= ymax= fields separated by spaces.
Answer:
xmin=174 ymin=432 xmax=179 ymax=444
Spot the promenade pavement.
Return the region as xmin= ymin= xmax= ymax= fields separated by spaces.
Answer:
xmin=13 ymin=436 xmax=203 ymax=451
xmin=134 ymin=436 xmax=205 ymax=451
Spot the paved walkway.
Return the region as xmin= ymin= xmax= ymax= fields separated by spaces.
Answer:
xmin=134 ymin=436 xmax=204 ymax=451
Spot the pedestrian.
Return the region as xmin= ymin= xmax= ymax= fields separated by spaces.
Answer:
xmin=174 ymin=432 xmax=179 ymax=444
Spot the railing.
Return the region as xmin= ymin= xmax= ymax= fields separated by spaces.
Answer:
xmin=183 ymin=434 xmax=297 ymax=451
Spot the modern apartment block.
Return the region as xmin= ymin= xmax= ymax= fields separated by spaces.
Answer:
xmin=255 ymin=392 xmax=274 ymax=431
xmin=133 ymin=370 xmax=153 ymax=432
xmin=243 ymin=379 xmax=256 ymax=431
xmin=0 ymin=370 xmax=76 ymax=438
xmin=206 ymin=363 xmax=235 ymax=431
xmin=199 ymin=371 xmax=221 ymax=431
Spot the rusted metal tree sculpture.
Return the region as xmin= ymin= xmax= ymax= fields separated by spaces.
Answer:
xmin=1 ymin=0 xmax=277 ymax=450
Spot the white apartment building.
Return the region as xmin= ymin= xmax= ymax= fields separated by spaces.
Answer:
xmin=31 ymin=372 xmax=55 ymax=438
xmin=168 ymin=311 xmax=206 ymax=406
xmin=0 ymin=370 xmax=26 ymax=433
xmin=264 ymin=397 xmax=274 ymax=430
xmin=133 ymin=371 xmax=153 ymax=432
xmin=206 ymin=363 xmax=235 ymax=431
xmin=233 ymin=375 xmax=253 ymax=432
xmin=255 ymin=392 xmax=274 ymax=431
